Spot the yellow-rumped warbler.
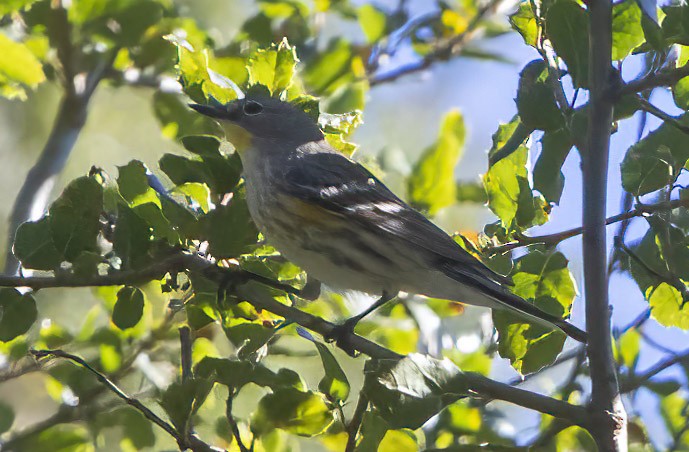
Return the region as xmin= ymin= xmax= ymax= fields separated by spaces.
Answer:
xmin=190 ymin=96 xmax=587 ymax=345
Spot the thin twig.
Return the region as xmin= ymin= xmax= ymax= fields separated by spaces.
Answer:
xmin=0 ymin=252 xmax=587 ymax=423
xmin=369 ymin=0 xmax=504 ymax=85
xmin=345 ymin=392 xmax=369 ymax=452
xmin=618 ymin=61 xmax=689 ymax=97
xmin=620 ymin=350 xmax=689 ymax=393
xmin=486 ymin=198 xmax=689 ymax=255
xmin=29 ymin=349 xmax=188 ymax=449
xmin=636 ymin=96 xmax=689 ymax=136
xmin=226 ymin=395 xmax=250 ymax=452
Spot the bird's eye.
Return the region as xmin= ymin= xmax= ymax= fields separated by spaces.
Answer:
xmin=243 ymin=100 xmax=263 ymax=115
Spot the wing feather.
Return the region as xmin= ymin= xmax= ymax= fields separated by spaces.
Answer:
xmin=282 ymin=151 xmax=511 ymax=287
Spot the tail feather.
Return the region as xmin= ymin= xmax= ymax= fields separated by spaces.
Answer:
xmin=440 ymin=262 xmax=588 ymax=343
xmin=497 ymin=290 xmax=587 ymax=344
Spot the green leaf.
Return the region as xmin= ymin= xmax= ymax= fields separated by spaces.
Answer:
xmin=618 ymin=328 xmax=641 ymax=370
xmin=303 ymin=39 xmax=353 ymax=94
xmin=612 ymin=0 xmax=645 ymax=60
xmin=516 ymin=60 xmax=564 ymax=132
xmin=440 ymin=401 xmax=482 ymax=434
xmin=0 ymin=0 xmax=39 ymax=15
xmin=112 ymin=286 xmax=145 ymax=330
xmin=160 ymin=378 xmax=213 ymax=434
xmin=153 ymin=91 xmax=222 ymax=140
xmin=196 ymin=356 xmax=304 ymax=391
xmin=357 ymin=410 xmax=390 ymax=451
xmin=247 ymin=38 xmax=298 ymax=95
xmin=363 ymin=354 xmax=466 ymax=430
xmin=13 ymin=217 xmax=63 ymax=270
xmin=648 ymin=283 xmax=689 ymax=329
xmin=620 ymin=113 xmax=689 ymax=196
xmin=8 ymin=425 xmax=92 ymax=452
xmin=199 ymin=192 xmax=258 ymax=258
xmin=546 ymin=0 xmax=589 ymax=87
xmin=0 ymin=288 xmax=37 ymax=342
xmin=251 ymin=388 xmax=335 ymax=437
xmin=0 ymin=401 xmax=14 ymax=434
xmin=49 ymin=176 xmax=103 ymax=262
xmin=312 ymin=341 xmax=350 ymax=402
xmin=534 ymin=128 xmax=573 ymax=204
xmin=117 ymin=160 xmax=156 ymax=206
xmin=167 ymin=32 xmax=239 ymax=104
xmin=408 ymin=110 xmax=465 ymax=215
xmin=358 ymin=4 xmax=387 ymax=43
xmin=662 ymin=6 xmax=689 ymax=46
xmin=509 ymin=2 xmax=539 ymax=47
xmin=493 ymin=250 xmax=575 ymax=374
xmin=456 ymin=182 xmax=487 ymax=203
xmin=0 ymin=32 xmax=46 ymax=100
xmin=113 ymin=204 xmax=152 ymax=270
xmin=159 ymin=151 xmax=242 ymax=197
xmin=483 ymin=118 xmax=548 ymax=231
xmin=661 ymin=392 xmax=689 ymax=444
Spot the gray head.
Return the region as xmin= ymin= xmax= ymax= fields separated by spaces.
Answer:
xmin=190 ymin=96 xmax=323 ymax=146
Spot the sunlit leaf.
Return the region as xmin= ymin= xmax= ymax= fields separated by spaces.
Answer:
xmin=358 ymin=4 xmax=387 ymax=43
xmin=509 ymin=2 xmax=538 ymax=47
xmin=648 ymin=283 xmax=689 ymax=329
xmin=0 ymin=32 xmax=46 ymax=100
xmin=621 ymin=113 xmax=689 ymax=196
xmin=483 ymin=118 xmax=548 ymax=231
xmin=312 ymin=340 xmax=350 ymax=402
xmin=408 ymin=110 xmax=465 ymax=215
xmin=247 ymin=38 xmax=298 ymax=95
xmin=493 ymin=250 xmax=575 ymax=374
xmin=251 ymin=388 xmax=335 ymax=437
xmin=612 ymin=0 xmax=645 ymax=60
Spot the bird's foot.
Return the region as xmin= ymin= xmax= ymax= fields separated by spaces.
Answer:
xmin=325 ymin=317 xmax=360 ymax=357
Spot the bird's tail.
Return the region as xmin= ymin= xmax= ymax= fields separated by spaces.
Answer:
xmin=495 ymin=289 xmax=587 ymax=343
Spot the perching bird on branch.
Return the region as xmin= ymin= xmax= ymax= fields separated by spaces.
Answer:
xmin=190 ymin=96 xmax=587 ymax=349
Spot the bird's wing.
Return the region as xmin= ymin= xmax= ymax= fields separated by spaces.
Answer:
xmin=281 ymin=151 xmax=512 ymax=287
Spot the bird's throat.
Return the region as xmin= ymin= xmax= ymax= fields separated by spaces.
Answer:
xmin=221 ymin=122 xmax=253 ymax=155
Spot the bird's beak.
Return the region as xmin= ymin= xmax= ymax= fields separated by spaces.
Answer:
xmin=188 ymin=103 xmax=226 ymax=119
xmin=189 ymin=99 xmax=243 ymax=121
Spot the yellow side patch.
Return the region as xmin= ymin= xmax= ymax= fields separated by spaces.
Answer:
xmin=279 ymin=194 xmax=343 ymax=227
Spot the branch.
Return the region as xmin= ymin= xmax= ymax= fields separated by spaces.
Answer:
xmin=29 ymin=349 xmax=206 ymax=450
xmin=3 ymin=45 xmax=118 ymax=275
xmin=486 ymin=198 xmax=689 ymax=255
xmin=345 ymin=392 xmax=368 ymax=452
xmin=636 ymin=96 xmax=689 ymax=136
xmin=0 ymin=252 xmax=588 ymax=423
xmin=460 ymin=372 xmax=588 ymax=427
xmin=369 ymin=0 xmax=504 ymax=86
xmin=618 ymin=61 xmax=689 ymax=97
xmin=1 ymin=316 xmax=178 ymax=449
xmin=584 ymin=0 xmax=627 ymax=449
xmin=620 ymin=349 xmax=689 ymax=393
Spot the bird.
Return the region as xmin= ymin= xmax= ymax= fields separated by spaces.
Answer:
xmin=189 ymin=95 xmax=587 ymax=349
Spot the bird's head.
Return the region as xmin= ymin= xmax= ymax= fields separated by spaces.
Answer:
xmin=190 ymin=96 xmax=323 ymax=153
